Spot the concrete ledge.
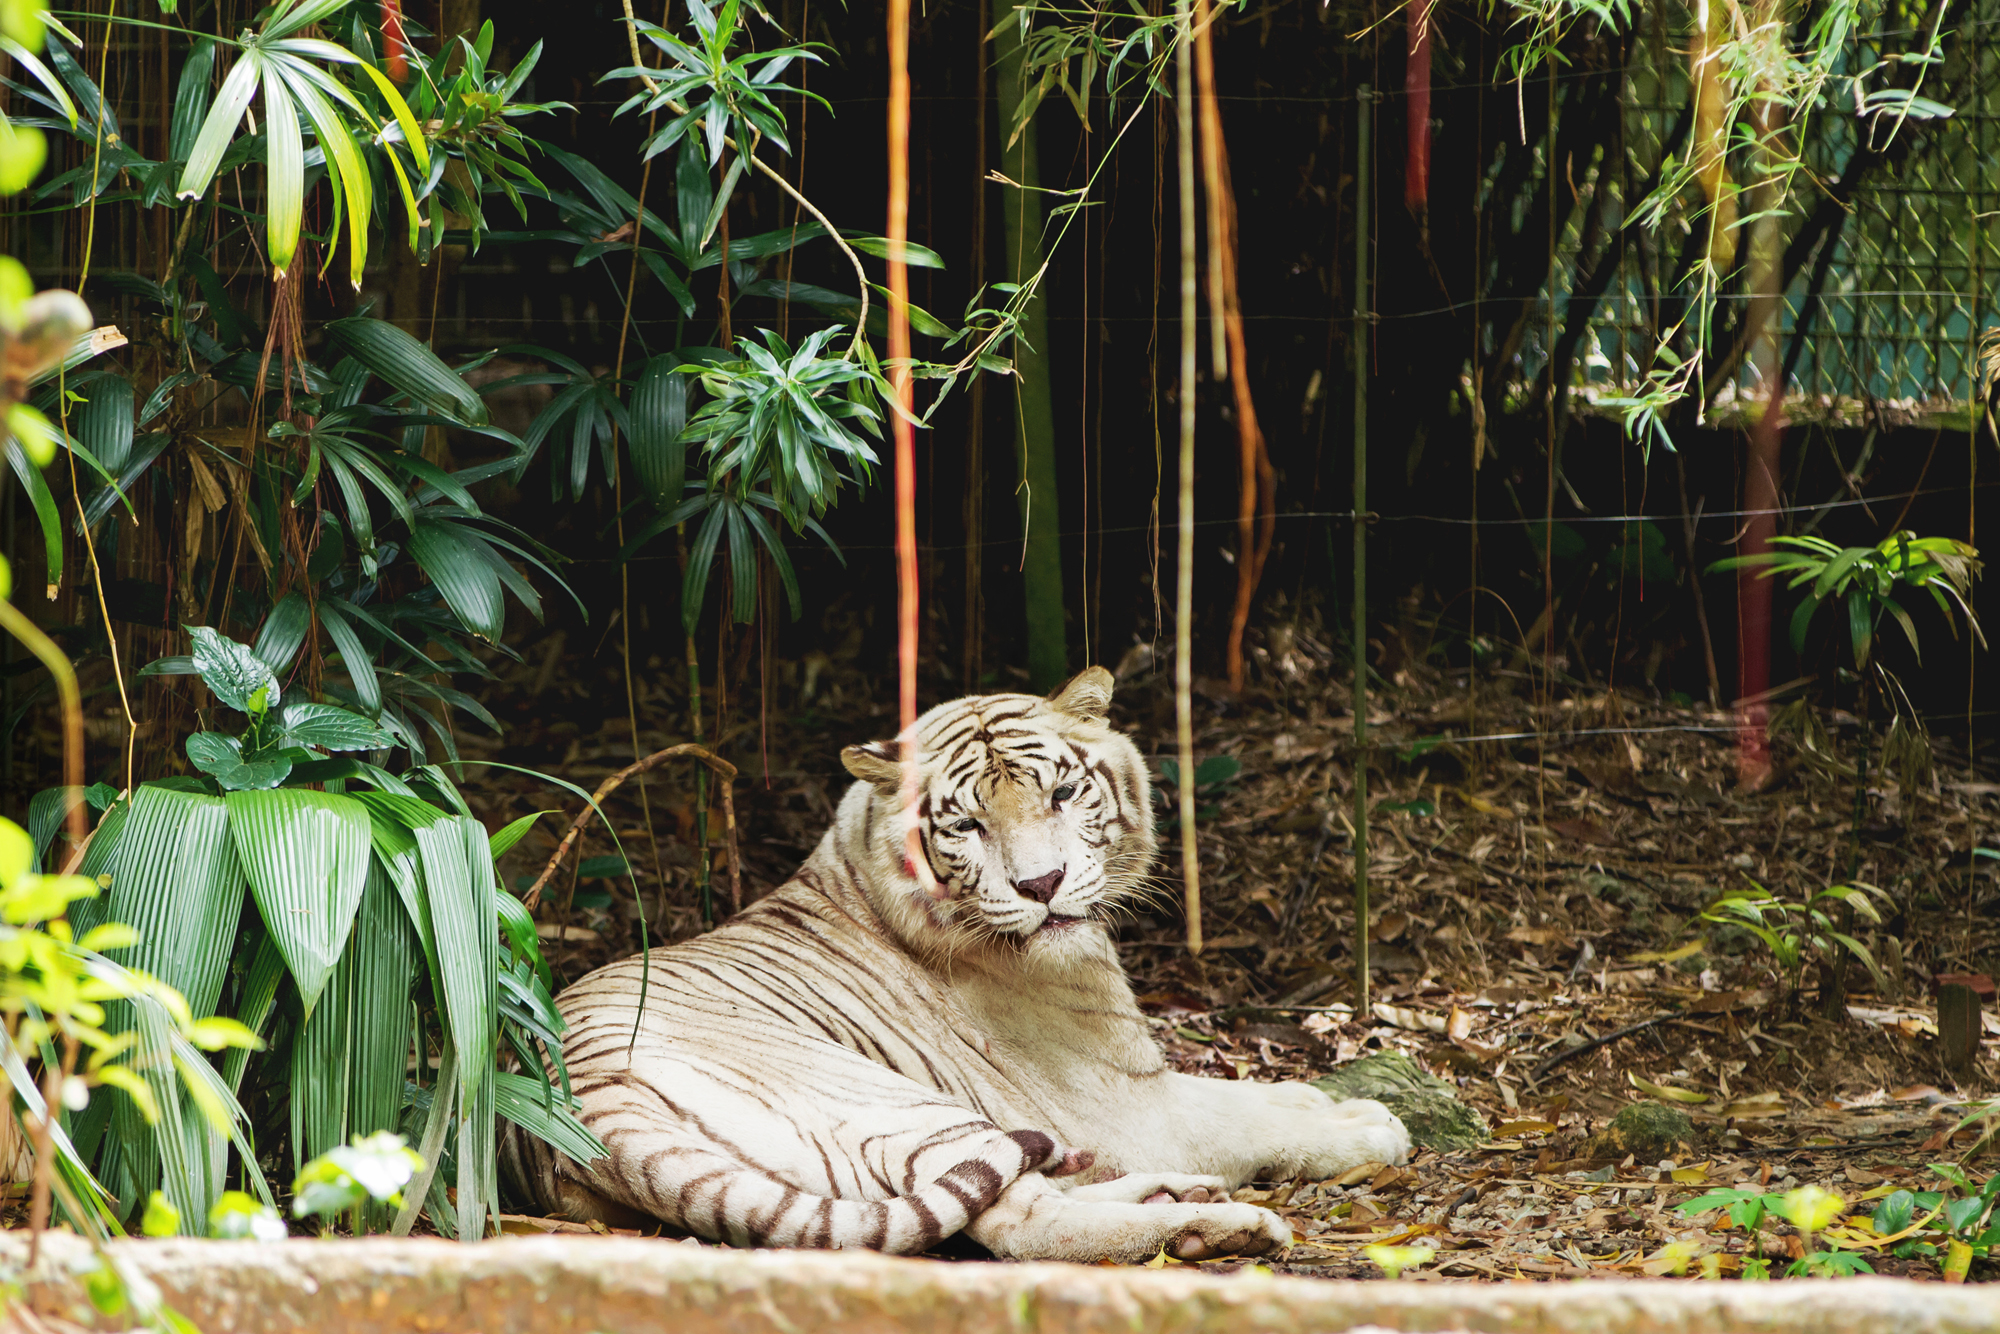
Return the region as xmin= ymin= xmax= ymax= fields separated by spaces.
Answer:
xmin=5 ymin=1233 xmax=1997 ymax=1334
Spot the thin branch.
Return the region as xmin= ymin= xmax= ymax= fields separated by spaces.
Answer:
xmin=523 ymin=744 xmax=742 ymax=916
xmin=1529 ymin=1011 xmax=1679 ymax=1082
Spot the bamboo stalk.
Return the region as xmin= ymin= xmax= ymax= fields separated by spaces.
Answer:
xmin=888 ymin=0 xmax=938 ymax=901
xmin=1175 ymin=0 xmax=1201 ymax=957
xmin=1351 ymin=86 xmax=1373 ymax=1014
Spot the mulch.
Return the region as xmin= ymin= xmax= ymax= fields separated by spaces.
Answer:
xmin=407 ymin=609 xmax=2000 ymax=1278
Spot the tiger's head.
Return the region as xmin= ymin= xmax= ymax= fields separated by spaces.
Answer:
xmin=838 ymin=667 xmax=1157 ymax=958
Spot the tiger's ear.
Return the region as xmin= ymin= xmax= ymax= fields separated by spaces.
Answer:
xmin=841 ymin=740 xmax=904 ymax=788
xmin=1046 ymin=666 xmax=1114 ymax=721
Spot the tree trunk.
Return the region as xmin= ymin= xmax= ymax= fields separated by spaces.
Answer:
xmin=989 ymin=0 xmax=1067 ymax=690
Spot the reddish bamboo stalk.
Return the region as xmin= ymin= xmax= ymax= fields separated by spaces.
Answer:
xmin=1405 ymin=0 xmax=1432 ymax=216
xmin=1735 ymin=89 xmax=1787 ymax=792
xmin=1196 ymin=2 xmax=1277 ymax=694
xmin=888 ymin=0 xmax=939 ymax=899
xmin=380 ymin=0 xmax=409 ymax=82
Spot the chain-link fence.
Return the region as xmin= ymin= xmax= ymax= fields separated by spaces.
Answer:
xmin=1522 ymin=0 xmax=1999 ymax=414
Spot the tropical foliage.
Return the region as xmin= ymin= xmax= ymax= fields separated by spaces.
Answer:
xmin=0 ymin=0 xmax=1008 ymax=1236
xmin=29 ymin=631 xmax=600 ymax=1238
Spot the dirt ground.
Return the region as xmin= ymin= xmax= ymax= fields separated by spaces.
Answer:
xmin=459 ymin=606 xmax=2000 ymax=1282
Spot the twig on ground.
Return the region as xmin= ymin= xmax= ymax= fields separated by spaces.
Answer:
xmin=1529 ymin=1011 xmax=1681 ymax=1083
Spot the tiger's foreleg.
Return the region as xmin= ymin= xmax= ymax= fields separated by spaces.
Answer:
xmin=1136 ymin=1071 xmax=1413 ymax=1184
xmin=965 ymin=1171 xmax=1291 ymax=1264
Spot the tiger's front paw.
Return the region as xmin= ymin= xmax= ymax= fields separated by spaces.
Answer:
xmin=1326 ymin=1096 xmax=1413 ymax=1167
xmin=1065 ymin=1171 xmax=1231 ymax=1205
xmin=1163 ymin=1204 xmax=1292 ymax=1261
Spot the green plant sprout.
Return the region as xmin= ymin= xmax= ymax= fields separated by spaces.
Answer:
xmin=1699 ymin=881 xmax=1889 ymax=1005
xmin=1677 ymin=1183 xmax=1875 ymax=1278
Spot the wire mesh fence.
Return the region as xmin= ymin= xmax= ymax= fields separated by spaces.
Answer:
xmin=1520 ymin=0 xmax=2000 ymax=414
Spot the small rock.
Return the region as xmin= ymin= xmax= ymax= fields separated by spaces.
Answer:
xmin=1585 ymin=1101 xmax=1698 ymax=1162
xmin=1312 ymin=1051 xmax=1488 ymax=1152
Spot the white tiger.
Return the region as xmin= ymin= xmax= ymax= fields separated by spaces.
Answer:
xmin=505 ymin=668 xmax=1410 ymax=1263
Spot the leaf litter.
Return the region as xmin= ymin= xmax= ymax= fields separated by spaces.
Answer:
xmin=453 ymin=607 xmax=1999 ymax=1281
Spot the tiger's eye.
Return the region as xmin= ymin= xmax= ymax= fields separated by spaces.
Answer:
xmin=1051 ymin=783 xmax=1077 ymax=805
xmin=951 ymin=818 xmax=982 ymax=834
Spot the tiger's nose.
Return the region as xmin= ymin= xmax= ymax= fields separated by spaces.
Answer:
xmin=1014 ymin=868 xmax=1065 ymax=904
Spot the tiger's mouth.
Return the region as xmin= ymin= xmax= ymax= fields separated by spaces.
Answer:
xmin=1035 ymin=914 xmax=1087 ymax=934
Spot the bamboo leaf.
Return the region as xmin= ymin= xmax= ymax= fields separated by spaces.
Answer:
xmin=252 ymin=592 xmax=313 ymax=672
xmin=225 ymin=789 xmax=371 ymax=1020
xmin=494 ymin=1072 xmax=606 ymax=1164
xmin=75 ymin=374 xmax=134 ymax=473
xmin=176 ymin=53 xmax=261 ymax=200
xmin=314 ymin=597 xmax=382 ymax=713
xmin=406 ymin=520 xmax=506 ymax=641
xmin=629 ymin=356 xmax=687 ymax=510
xmin=487 ymin=811 xmax=548 ymax=859
xmin=6 ymin=437 xmax=64 ymax=591
xmin=326 ymin=317 xmax=489 ymax=424
xmin=168 ymin=39 xmax=217 ymax=161
xmin=261 ymin=64 xmax=305 ymax=274
xmin=275 ymin=56 xmax=371 ymax=288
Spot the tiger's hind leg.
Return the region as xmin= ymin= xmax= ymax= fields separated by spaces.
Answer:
xmin=561 ymin=1050 xmax=1094 ymax=1253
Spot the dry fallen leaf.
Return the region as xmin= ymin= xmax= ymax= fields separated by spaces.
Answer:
xmin=1717 ymin=1091 xmax=1787 ymax=1119
xmin=1626 ymin=942 xmax=1704 ymax=965
xmin=1490 ymin=1119 xmax=1559 ymax=1138
xmin=1372 ymin=1002 xmax=1447 ymax=1033
xmin=1629 ymin=1072 xmax=1708 ymax=1104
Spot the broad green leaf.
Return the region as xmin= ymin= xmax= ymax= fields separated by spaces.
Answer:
xmin=102 ymin=786 xmax=247 ymax=1022
xmin=186 ymin=732 xmax=293 ymax=791
xmin=292 ymin=861 xmax=415 ymax=1197
xmin=280 ymin=701 xmax=393 ymax=752
xmin=408 ymin=814 xmax=501 ymax=1241
xmin=222 ymin=933 xmax=287 ymax=1098
xmin=96 ymin=785 xmax=252 ymax=1225
xmin=188 ymin=626 xmax=281 ymax=715
xmin=225 ymin=789 xmax=371 ymax=1020
xmin=128 ymin=996 xmax=207 ymax=1232
xmin=390 ymin=1033 xmax=454 ymax=1237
